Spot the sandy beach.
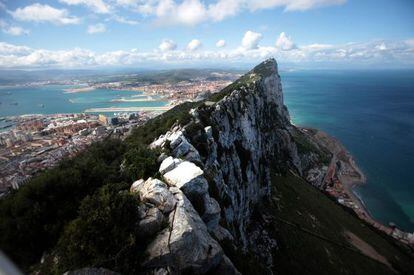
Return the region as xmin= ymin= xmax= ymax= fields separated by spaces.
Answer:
xmin=63 ymin=87 xmax=95 ymax=94
xmin=84 ymin=106 xmax=172 ymax=113
xmin=303 ymin=127 xmax=397 ymax=236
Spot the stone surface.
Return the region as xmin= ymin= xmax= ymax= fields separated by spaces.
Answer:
xmin=130 ymin=179 xmax=144 ymax=193
xmin=159 ymin=156 xmax=182 ymax=175
xmin=138 ymin=207 xmax=165 ymax=237
xmin=202 ymin=195 xmax=221 ymax=230
xmin=134 ymin=178 xmax=177 ymax=213
xmin=163 ymin=162 xmax=208 ymax=197
xmin=144 ymin=188 xmax=224 ymax=274
xmin=64 ymin=268 xmax=119 ymax=275
xmin=145 ymin=59 xmax=304 ymax=273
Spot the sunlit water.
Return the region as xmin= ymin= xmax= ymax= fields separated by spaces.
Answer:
xmin=282 ymin=69 xmax=414 ymax=232
xmin=0 ymin=85 xmax=167 ymax=117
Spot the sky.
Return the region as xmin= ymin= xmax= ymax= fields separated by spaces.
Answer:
xmin=0 ymin=0 xmax=413 ymax=69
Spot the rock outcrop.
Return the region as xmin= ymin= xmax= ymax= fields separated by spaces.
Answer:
xmin=130 ymin=58 xmax=328 ymax=273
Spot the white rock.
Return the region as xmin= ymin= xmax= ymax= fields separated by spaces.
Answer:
xmin=144 ymin=188 xmax=223 ymax=273
xmin=159 ymin=157 xmax=183 ymax=175
xmin=204 ymin=126 xmax=213 ymax=139
xmin=137 ymin=178 xmax=177 ymax=213
xmin=163 ymin=162 xmax=203 ymax=187
xmin=163 ymin=162 xmax=208 ymax=196
xmin=130 ymin=179 xmax=144 ymax=193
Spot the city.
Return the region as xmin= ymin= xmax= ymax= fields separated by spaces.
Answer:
xmin=0 ymin=111 xmax=155 ymax=197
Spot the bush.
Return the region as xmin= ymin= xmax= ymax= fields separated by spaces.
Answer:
xmin=122 ymin=145 xmax=160 ymax=181
xmin=0 ymin=139 xmax=126 ymax=270
xmin=53 ymin=184 xmax=145 ymax=274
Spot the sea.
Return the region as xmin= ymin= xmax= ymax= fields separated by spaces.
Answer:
xmin=0 ymin=71 xmax=413 ymax=232
xmin=282 ymin=69 xmax=414 ymax=232
xmin=0 ymin=85 xmax=167 ymax=118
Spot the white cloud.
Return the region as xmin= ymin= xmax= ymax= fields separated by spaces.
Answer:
xmin=275 ymin=32 xmax=296 ymax=50
xmin=0 ymin=20 xmax=29 ymax=36
xmin=10 ymin=3 xmax=80 ymax=25
xmin=159 ymin=39 xmax=177 ymax=51
xmin=1 ymin=37 xmax=413 ymax=69
xmin=242 ymin=31 xmax=262 ymax=49
xmin=216 ymin=40 xmax=226 ymax=48
xmin=59 ymin=0 xmax=111 ymax=14
xmin=128 ymin=0 xmax=346 ymax=26
xmin=187 ymin=39 xmax=202 ymax=51
xmin=153 ymin=0 xmax=207 ymax=26
xmin=208 ymin=0 xmax=241 ymax=21
xmin=247 ymin=0 xmax=346 ymax=12
xmin=110 ymin=15 xmax=139 ymax=25
xmin=4 ymin=26 xmax=29 ymax=36
xmin=87 ymin=23 xmax=106 ymax=34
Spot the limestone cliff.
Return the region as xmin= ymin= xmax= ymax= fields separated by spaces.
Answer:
xmin=130 ymin=59 xmax=330 ymax=273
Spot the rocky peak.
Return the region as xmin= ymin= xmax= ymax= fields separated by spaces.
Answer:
xmin=141 ymin=58 xmax=304 ymax=273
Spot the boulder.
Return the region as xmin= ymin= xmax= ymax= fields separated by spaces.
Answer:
xmin=204 ymin=126 xmax=213 ymax=139
xmin=130 ymin=179 xmax=144 ymax=193
xmin=138 ymin=207 xmax=165 ymax=237
xmin=202 ymin=195 xmax=221 ymax=230
xmin=163 ymin=162 xmax=208 ymax=197
xmin=157 ymin=152 xmax=168 ymax=163
xmin=159 ymin=156 xmax=182 ymax=175
xmin=134 ymin=178 xmax=177 ymax=213
xmin=144 ymin=188 xmax=223 ymax=274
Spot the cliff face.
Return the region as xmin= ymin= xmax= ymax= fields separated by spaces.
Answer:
xmin=134 ymin=59 xmax=311 ymax=273
xmin=128 ymin=59 xmax=411 ymax=274
xmin=190 ymin=59 xmax=299 ymax=247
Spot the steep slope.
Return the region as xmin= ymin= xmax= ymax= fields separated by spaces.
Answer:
xmin=1 ymin=59 xmax=413 ymax=275
xmin=136 ymin=58 xmax=413 ymax=273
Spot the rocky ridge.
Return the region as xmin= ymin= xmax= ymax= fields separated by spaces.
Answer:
xmin=128 ymin=59 xmax=330 ymax=273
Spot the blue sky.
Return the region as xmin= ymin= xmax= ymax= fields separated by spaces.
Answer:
xmin=0 ymin=0 xmax=413 ymax=69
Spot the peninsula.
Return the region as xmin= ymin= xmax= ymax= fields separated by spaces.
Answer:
xmin=0 ymin=59 xmax=413 ymax=275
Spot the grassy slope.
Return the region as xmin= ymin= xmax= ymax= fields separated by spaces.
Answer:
xmin=270 ymin=171 xmax=414 ymax=275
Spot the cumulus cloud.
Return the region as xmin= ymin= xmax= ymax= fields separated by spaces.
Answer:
xmin=59 ymin=0 xmax=111 ymax=14
xmin=187 ymin=39 xmax=202 ymax=51
xmin=159 ymin=39 xmax=177 ymax=51
xmin=216 ymin=40 xmax=226 ymax=48
xmin=111 ymin=15 xmax=139 ymax=25
xmin=247 ymin=0 xmax=346 ymax=12
xmin=242 ymin=31 xmax=262 ymax=49
xmin=275 ymin=32 xmax=296 ymax=51
xmin=128 ymin=0 xmax=346 ymax=26
xmin=87 ymin=23 xmax=106 ymax=34
xmin=10 ymin=3 xmax=80 ymax=25
xmin=0 ymin=20 xmax=29 ymax=36
xmin=1 ymin=37 xmax=414 ymax=69
xmin=152 ymin=0 xmax=207 ymax=26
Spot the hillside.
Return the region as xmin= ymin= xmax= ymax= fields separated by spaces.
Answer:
xmin=0 ymin=59 xmax=413 ymax=274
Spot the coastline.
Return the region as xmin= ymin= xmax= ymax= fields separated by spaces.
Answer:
xmin=63 ymin=86 xmax=95 ymax=93
xmin=300 ymin=127 xmax=414 ymax=246
xmin=84 ymin=106 xmax=172 ymax=113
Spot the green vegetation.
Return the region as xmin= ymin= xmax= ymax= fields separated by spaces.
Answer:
xmin=51 ymin=184 xmax=147 ymax=274
xmin=269 ymin=171 xmax=414 ymax=274
xmin=0 ymin=102 xmax=201 ymax=273
xmin=0 ymin=64 xmax=413 ymax=274
xmin=290 ymin=127 xmax=331 ymax=165
xmin=90 ymin=68 xmax=242 ymax=85
xmin=0 ymin=140 xmax=126 ymax=270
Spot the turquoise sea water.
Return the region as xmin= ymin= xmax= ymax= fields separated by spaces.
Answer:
xmin=0 ymin=85 xmax=167 ymax=118
xmin=282 ymin=70 xmax=414 ymax=232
